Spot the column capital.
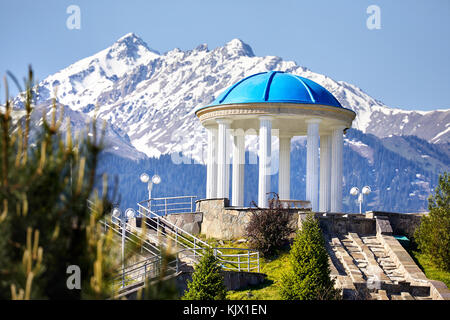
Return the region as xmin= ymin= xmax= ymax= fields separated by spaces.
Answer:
xmin=306 ymin=118 xmax=322 ymax=124
xmin=233 ymin=127 xmax=245 ymax=137
xmin=259 ymin=115 xmax=274 ymax=121
xmin=204 ymin=124 xmax=218 ymax=130
xmin=278 ymin=133 xmax=293 ymax=139
xmin=331 ymin=125 xmax=347 ymax=131
xmin=216 ymin=118 xmax=233 ymax=125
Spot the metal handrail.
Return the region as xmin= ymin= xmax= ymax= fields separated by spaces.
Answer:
xmin=184 ymin=247 xmax=260 ymax=272
xmin=113 ymin=244 xmax=260 ymax=295
xmin=139 ymin=196 xmax=197 ymax=216
xmin=138 ymin=203 xmax=211 ymax=248
xmin=92 ymin=203 xmax=161 ymax=257
xmin=143 ymin=196 xmax=197 ymax=201
xmin=115 ymin=255 xmax=160 ymax=277
xmin=113 ymin=250 xmax=187 ymax=292
xmin=105 ymin=217 xmax=161 ymax=256
xmin=137 ymin=204 xmax=260 ymax=272
xmin=278 ymin=199 xmax=311 ymax=209
xmin=88 ymin=198 xmax=260 ymax=295
xmin=137 ymin=211 xmax=208 ymax=264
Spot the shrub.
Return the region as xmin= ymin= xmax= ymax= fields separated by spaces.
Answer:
xmin=415 ymin=172 xmax=450 ymax=271
xmin=280 ymin=213 xmax=340 ymax=300
xmin=245 ymin=193 xmax=294 ymax=258
xmin=182 ymin=249 xmax=227 ymax=300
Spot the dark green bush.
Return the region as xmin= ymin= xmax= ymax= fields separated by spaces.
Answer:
xmin=245 ymin=193 xmax=294 ymax=258
xmin=182 ymin=249 xmax=227 ymax=300
xmin=415 ymin=172 xmax=450 ymax=271
xmin=280 ymin=213 xmax=340 ymax=300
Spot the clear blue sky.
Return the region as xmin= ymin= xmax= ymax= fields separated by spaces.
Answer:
xmin=0 ymin=0 xmax=449 ymax=110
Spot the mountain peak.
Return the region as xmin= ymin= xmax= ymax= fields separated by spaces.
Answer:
xmin=223 ymin=38 xmax=255 ymax=57
xmin=113 ymin=33 xmax=160 ymax=56
xmin=194 ymin=43 xmax=208 ymax=52
xmin=117 ymin=32 xmax=139 ymax=42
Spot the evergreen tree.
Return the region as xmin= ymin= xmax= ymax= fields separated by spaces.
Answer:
xmin=280 ymin=213 xmax=340 ymax=300
xmin=182 ymin=249 xmax=227 ymax=300
xmin=415 ymin=172 xmax=450 ymax=271
xmin=0 ymin=67 xmax=117 ymax=299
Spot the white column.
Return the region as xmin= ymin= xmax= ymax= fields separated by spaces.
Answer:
xmin=331 ymin=126 xmax=345 ymax=212
xmin=232 ymin=129 xmax=245 ymax=207
xmin=206 ymin=126 xmax=218 ymax=199
xmin=278 ymin=135 xmax=291 ymax=200
xmin=319 ymin=135 xmax=332 ymax=212
xmin=216 ymin=118 xmax=232 ymax=199
xmin=258 ymin=116 xmax=273 ymax=208
xmin=306 ymin=119 xmax=321 ymax=212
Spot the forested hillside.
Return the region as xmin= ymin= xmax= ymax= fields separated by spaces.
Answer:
xmin=97 ymin=129 xmax=446 ymax=213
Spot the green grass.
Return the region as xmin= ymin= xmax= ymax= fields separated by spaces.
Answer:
xmin=198 ymin=236 xmax=291 ymax=300
xmin=408 ymin=250 xmax=450 ymax=288
xmin=226 ymin=248 xmax=291 ymax=300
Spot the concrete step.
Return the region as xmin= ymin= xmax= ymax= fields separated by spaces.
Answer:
xmin=401 ymin=292 xmax=415 ymax=300
xmin=331 ymin=237 xmax=365 ymax=284
xmin=377 ymin=290 xmax=389 ymax=300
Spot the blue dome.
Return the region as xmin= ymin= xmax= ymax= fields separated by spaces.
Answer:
xmin=196 ymin=71 xmax=343 ymax=113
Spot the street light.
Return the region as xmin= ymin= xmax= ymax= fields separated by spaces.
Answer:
xmin=112 ymin=207 xmax=122 ymax=224
xmin=125 ymin=208 xmax=137 ymax=220
xmin=114 ymin=207 xmax=137 ymax=288
xmin=350 ymin=186 xmax=371 ymax=214
xmin=111 ymin=207 xmax=125 ymax=286
xmin=140 ymin=173 xmax=161 ymax=211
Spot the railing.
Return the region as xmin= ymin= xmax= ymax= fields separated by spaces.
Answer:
xmin=106 ymin=217 xmax=161 ymax=257
xmin=88 ymin=198 xmax=261 ymax=298
xmin=139 ymin=196 xmax=197 ymax=216
xmin=137 ymin=202 xmax=210 ymax=257
xmin=87 ymin=199 xmax=162 ymax=265
xmin=112 ymin=254 xmax=181 ymax=289
xmin=279 ymin=199 xmax=311 ymax=209
xmin=136 ymin=203 xmax=260 ymax=272
xmin=113 ymin=246 xmax=260 ymax=298
xmin=198 ymin=247 xmax=260 ymax=272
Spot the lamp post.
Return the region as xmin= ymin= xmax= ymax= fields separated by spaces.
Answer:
xmin=140 ymin=173 xmax=161 ymax=212
xmin=112 ymin=207 xmax=136 ymax=287
xmin=350 ymin=186 xmax=371 ymax=214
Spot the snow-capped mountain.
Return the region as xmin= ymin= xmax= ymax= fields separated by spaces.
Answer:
xmin=13 ymin=101 xmax=147 ymax=160
xmin=14 ymin=33 xmax=450 ymax=161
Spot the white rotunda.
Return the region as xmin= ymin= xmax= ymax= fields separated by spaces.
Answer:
xmin=195 ymin=71 xmax=356 ymax=211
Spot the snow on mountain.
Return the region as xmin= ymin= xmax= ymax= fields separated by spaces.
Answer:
xmin=344 ymin=138 xmax=374 ymax=164
xmin=13 ymin=33 xmax=450 ymax=162
xmin=29 ymin=33 xmax=159 ymax=111
xmin=18 ymin=101 xmax=147 ymax=160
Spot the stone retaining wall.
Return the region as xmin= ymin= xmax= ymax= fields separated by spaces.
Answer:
xmin=318 ymin=213 xmax=375 ymax=235
xmin=377 ymin=233 xmax=450 ymax=300
xmin=366 ymin=211 xmax=426 ymax=240
xmin=194 ymin=200 xmax=427 ymax=241
xmin=176 ymin=270 xmax=267 ymax=295
xmin=165 ymin=212 xmax=203 ymax=235
xmin=196 ymin=198 xmax=300 ymax=240
xmin=162 ymin=200 xmax=428 ymax=242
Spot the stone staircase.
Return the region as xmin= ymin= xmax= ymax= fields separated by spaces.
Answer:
xmin=327 ymin=232 xmax=433 ymax=300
